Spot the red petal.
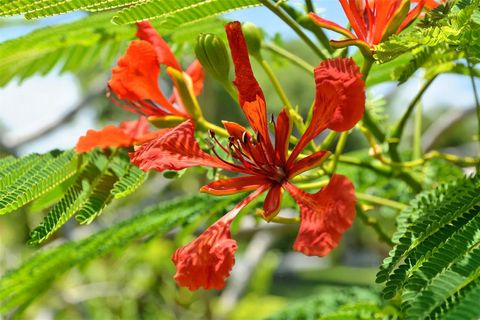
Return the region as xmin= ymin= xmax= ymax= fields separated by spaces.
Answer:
xmin=241 ymin=97 xmax=272 ymax=148
xmin=136 ymin=21 xmax=182 ymax=70
xmin=288 ymin=150 xmax=330 ymax=178
xmin=172 ymin=218 xmax=237 ymax=291
xmin=172 ymin=186 xmax=268 ymax=291
xmin=109 ymin=40 xmax=174 ymax=112
xmin=283 ymin=175 xmax=356 ymax=256
xmin=129 ymin=120 xmax=234 ymax=172
xmin=185 ymin=60 xmax=205 ymax=96
xmin=76 ymin=125 xmax=133 ymax=153
xmin=225 ymin=21 xmax=265 ymax=107
xmin=75 ymin=117 xmax=166 ymax=153
xmin=316 ymin=58 xmax=365 ymax=132
xmin=274 ymin=109 xmax=292 ymax=166
xmin=263 ymin=183 xmax=283 ymax=221
xmin=287 ymin=58 xmax=364 ymax=164
xmin=308 ymin=13 xmax=356 ymax=39
xmin=200 ymin=176 xmax=270 ymax=196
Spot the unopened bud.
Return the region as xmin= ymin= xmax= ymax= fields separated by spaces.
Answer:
xmin=241 ymin=22 xmax=263 ymax=59
xmin=195 ymin=33 xmax=231 ymax=84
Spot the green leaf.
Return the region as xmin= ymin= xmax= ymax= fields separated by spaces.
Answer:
xmin=376 ymin=175 xmax=480 ymax=320
xmin=27 ymin=149 xmax=147 ymax=245
xmin=0 ymin=193 xmax=239 ymax=316
xmin=0 ymin=150 xmax=78 ymax=215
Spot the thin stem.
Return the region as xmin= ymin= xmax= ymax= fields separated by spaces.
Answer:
xmin=319 ymin=131 xmax=338 ymax=150
xmin=389 ymin=76 xmax=436 ymax=144
xmin=305 ymin=0 xmax=314 ymax=13
xmin=356 ymin=205 xmax=394 ymax=246
xmin=467 ymin=56 xmax=480 ymax=156
xmin=360 ymin=56 xmax=386 ymax=142
xmin=413 ymin=94 xmax=423 ymax=159
xmin=197 ymin=118 xmax=229 ymax=137
xmin=257 ymin=57 xmax=306 ymax=132
xmin=329 ymin=131 xmax=348 ymax=174
xmin=264 ymin=42 xmax=314 ymax=74
xmin=257 ymin=0 xmax=327 ymax=60
xmin=356 ymin=193 xmax=407 ymax=211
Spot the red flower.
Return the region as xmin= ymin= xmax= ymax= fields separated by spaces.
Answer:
xmin=309 ymin=0 xmax=437 ymax=51
xmin=108 ymin=21 xmax=204 ymax=123
xmin=130 ymin=22 xmax=364 ymax=290
xmin=76 ymin=117 xmax=166 ymax=153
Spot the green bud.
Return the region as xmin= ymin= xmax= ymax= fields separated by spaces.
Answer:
xmin=195 ymin=33 xmax=230 ymax=84
xmin=241 ymin=22 xmax=263 ymax=59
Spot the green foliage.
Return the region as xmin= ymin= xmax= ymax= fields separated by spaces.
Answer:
xmin=0 ymin=13 xmax=133 ymax=87
xmin=265 ymin=287 xmax=398 ymax=320
xmin=0 ymin=0 xmax=260 ymax=24
xmin=0 ymin=193 xmax=239 ymax=316
xmin=375 ymin=0 xmax=480 ymax=82
xmin=112 ymin=0 xmax=260 ymax=25
xmin=376 ymin=175 xmax=480 ymax=319
xmin=0 ymin=150 xmax=78 ymax=215
xmin=0 ymin=10 xmax=227 ymax=87
xmin=27 ymin=149 xmax=147 ymax=245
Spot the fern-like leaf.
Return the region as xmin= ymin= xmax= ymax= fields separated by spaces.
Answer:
xmin=376 ymin=175 xmax=480 ymax=320
xmin=0 ymin=193 xmax=238 ymax=315
xmin=112 ymin=0 xmax=260 ymax=25
xmin=0 ymin=150 xmax=78 ymax=215
xmin=28 ymin=149 xmax=147 ymax=244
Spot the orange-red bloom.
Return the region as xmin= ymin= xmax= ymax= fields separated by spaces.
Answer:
xmin=309 ymin=0 xmax=440 ymax=51
xmin=108 ymin=21 xmax=204 ymax=122
xmin=76 ymin=117 xmax=166 ymax=153
xmin=130 ymin=21 xmax=364 ymax=290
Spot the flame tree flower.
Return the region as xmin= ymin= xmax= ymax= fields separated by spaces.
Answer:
xmin=309 ymin=0 xmax=442 ymax=54
xmin=109 ymin=21 xmax=205 ymax=126
xmin=75 ymin=22 xmax=205 ymax=153
xmin=75 ymin=117 xmax=167 ymax=153
xmin=129 ymin=21 xmax=365 ymax=291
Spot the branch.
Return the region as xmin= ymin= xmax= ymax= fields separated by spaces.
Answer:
xmin=422 ymin=107 xmax=477 ymax=152
xmin=7 ymin=89 xmax=104 ymax=148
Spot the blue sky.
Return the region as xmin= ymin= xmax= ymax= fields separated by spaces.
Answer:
xmin=0 ymin=1 xmax=478 ymax=154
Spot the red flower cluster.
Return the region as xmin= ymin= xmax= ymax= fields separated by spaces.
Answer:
xmin=309 ymin=0 xmax=445 ymax=51
xmin=129 ymin=22 xmax=365 ymax=290
xmin=76 ymin=22 xmax=204 ymax=152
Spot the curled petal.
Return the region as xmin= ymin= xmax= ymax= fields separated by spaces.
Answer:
xmin=130 ymin=120 xmax=233 ymax=172
xmin=288 ymin=150 xmax=330 ymax=178
xmin=76 ymin=126 xmax=133 ymax=153
xmin=283 ymin=175 xmax=356 ymax=256
xmin=172 ymin=218 xmax=237 ymax=291
xmin=109 ymin=40 xmax=173 ymax=111
xmin=316 ymin=58 xmax=365 ymax=132
xmin=200 ymin=176 xmax=270 ymax=196
xmin=225 ymin=21 xmax=265 ymax=107
xmin=75 ymin=117 xmax=164 ymax=153
xmin=274 ymin=109 xmax=292 ymax=166
xmin=287 ymin=58 xmax=364 ymax=164
xmin=263 ymin=183 xmax=283 ymax=221
xmin=172 ymin=186 xmax=268 ymax=290
xmin=136 ymin=21 xmax=181 ymax=70
xmin=308 ymin=13 xmax=356 ymax=39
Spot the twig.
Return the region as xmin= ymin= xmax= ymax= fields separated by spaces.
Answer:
xmin=8 ymin=89 xmax=104 ymax=148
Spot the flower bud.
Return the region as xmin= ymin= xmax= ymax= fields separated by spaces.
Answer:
xmin=241 ymin=22 xmax=263 ymax=59
xmin=195 ymin=33 xmax=231 ymax=84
